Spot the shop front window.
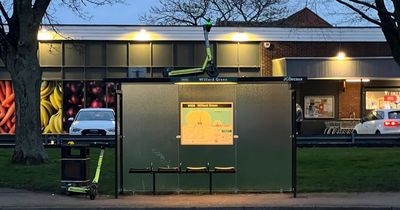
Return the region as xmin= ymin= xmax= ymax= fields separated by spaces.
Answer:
xmin=366 ymin=90 xmax=400 ymax=110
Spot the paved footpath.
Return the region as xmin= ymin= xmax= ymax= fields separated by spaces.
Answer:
xmin=1 ymin=188 xmax=400 ymax=209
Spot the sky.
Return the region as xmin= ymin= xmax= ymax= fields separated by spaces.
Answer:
xmin=50 ymin=0 xmax=160 ymax=25
xmin=49 ymin=0 xmax=371 ymax=26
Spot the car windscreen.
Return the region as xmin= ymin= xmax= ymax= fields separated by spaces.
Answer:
xmin=388 ymin=111 xmax=400 ymax=119
xmin=76 ymin=111 xmax=114 ymax=121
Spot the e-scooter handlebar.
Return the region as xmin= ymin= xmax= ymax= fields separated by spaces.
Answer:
xmin=204 ymin=19 xmax=212 ymax=32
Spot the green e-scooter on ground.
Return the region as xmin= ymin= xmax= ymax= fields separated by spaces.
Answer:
xmin=66 ymin=146 xmax=105 ymax=200
xmin=163 ymin=19 xmax=219 ymax=77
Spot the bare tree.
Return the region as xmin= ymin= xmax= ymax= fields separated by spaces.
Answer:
xmin=140 ymin=0 xmax=288 ymax=25
xmin=0 ymin=0 xmax=121 ymax=165
xmin=140 ymin=0 xmax=210 ymax=25
xmin=335 ymin=0 xmax=400 ymax=65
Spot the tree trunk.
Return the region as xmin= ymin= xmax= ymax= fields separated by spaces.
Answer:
xmin=380 ymin=28 xmax=400 ymax=66
xmin=8 ymin=46 xmax=48 ymax=165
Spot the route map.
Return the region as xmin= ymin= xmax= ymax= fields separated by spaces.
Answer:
xmin=181 ymin=102 xmax=233 ymax=145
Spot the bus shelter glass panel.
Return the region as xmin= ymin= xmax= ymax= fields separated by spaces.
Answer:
xmin=121 ymin=82 xmax=292 ymax=193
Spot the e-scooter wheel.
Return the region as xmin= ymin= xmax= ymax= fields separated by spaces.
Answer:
xmin=162 ymin=68 xmax=171 ymax=77
xmin=206 ymin=66 xmax=219 ymax=77
xmin=89 ymin=184 xmax=97 ymax=200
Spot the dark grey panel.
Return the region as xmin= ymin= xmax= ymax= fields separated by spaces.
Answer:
xmin=175 ymin=43 xmax=194 ymax=67
xmin=39 ymin=43 xmax=62 ymax=67
xmin=216 ymin=68 xmax=239 ymax=77
xmin=239 ymin=68 xmax=260 ymax=77
xmin=86 ymin=43 xmax=106 ymax=67
xmin=63 ymin=68 xmax=84 ymax=80
xmin=275 ymin=58 xmax=400 ymax=78
xmin=107 ymin=43 xmax=128 ymax=67
xmin=365 ymin=80 xmax=400 ymax=88
xmin=64 ymin=43 xmax=85 ymax=67
xmin=106 ymin=68 xmax=127 ymax=78
xmin=42 ymin=67 xmax=62 ymax=80
xmin=122 ymin=84 xmax=179 ymax=192
xmin=0 ymin=69 xmax=10 ymax=80
xmin=236 ymin=84 xmax=292 ymax=191
xmin=129 ymin=43 xmax=151 ymax=67
xmin=85 ymin=68 xmax=106 ymax=80
xmin=194 ymin=43 xmax=208 ymax=66
xmin=217 ymin=43 xmax=238 ymax=67
xmin=153 ymin=43 xmax=173 ymax=67
xmin=359 ymin=59 xmax=400 ymax=77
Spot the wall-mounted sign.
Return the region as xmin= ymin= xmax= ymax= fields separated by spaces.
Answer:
xmin=304 ymin=96 xmax=334 ymax=119
xmin=180 ymin=102 xmax=233 ymax=145
xmin=384 ymin=95 xmax=397 ymax=102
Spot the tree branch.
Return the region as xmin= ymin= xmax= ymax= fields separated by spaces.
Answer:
xmin=346 ymin=0 xmax=378 ymax=10
xmin=392 ymin=0 xmax=400 ymax=29
xmin=0 ymin=16 xmax=8 ymax=41
xmin=32 ymin=0 xmax=51 ymax=25
xmin=0 ymin=2 xmax=11 ymax=24
xmin=336 ymin=0 xmax=382 ymax=26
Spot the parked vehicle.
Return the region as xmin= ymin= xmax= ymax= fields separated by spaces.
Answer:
xmin=69 ymin=108 xmax=115 ymax=135
xmin=354 ymin=109 xmax=400 ymax=134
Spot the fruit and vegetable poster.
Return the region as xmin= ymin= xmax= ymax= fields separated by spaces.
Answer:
xmin=41 ymin=81 xmax=63 ymax=134
xmin=0 ymin=81 xmax=15 ymax=134
xmin=63 ymin=81 xmax=116 ymax=133
xmin=0 ymin=80 xmax=116 ymax=135
xmin=180 ymin=102 xmax=233 ymax=145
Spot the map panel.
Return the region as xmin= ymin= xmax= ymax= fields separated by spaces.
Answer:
xmin=181 ymin=102 xmax=233 ymax=145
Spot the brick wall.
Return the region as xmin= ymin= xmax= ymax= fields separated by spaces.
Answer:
xmin=339 ymin=82 xmax=361 ymax=119
xmin=262 ymin=41 xmax=392 ymax=76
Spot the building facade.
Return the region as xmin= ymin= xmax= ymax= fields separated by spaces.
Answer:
xmin=0 ymin=9 xmax=398 ymax=135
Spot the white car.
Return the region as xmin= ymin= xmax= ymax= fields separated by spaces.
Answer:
xmin=69 ymin=108 xmax=115 ymax=135
xmin=354 ymin=109 xmax=400 ymax=134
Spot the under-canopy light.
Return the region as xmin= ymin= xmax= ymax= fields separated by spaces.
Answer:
xmin=37 ymin=28 xmax=52 ymax=40
xmin=346 ymin=79 xmax=370 ymax=83
xmin=134 ymin=29 xmax=151 ymax=41
xmin=336 ymin=51 xmax=346 ymax=60
xmin=232 ymin=32 xmax=248 ymax=42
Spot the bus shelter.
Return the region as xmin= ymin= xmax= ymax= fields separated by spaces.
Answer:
xmin=109 ymin=77 xmax=303 ymax=197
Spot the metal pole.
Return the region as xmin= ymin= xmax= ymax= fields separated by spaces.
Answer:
xmin=114 ymin=83 xmax=119 ymax=199
xmin=291 ymin=85 xmax=297 ymax=198
xmin=118 ymin=83 xmax=124 ymax=195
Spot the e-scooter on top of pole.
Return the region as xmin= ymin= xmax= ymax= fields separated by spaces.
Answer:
xmin=163 ymin=19 xmax=219 ymax=78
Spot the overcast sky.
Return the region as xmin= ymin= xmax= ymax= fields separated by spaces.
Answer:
xmin=50 ymin=0 xmax=371 ymax=26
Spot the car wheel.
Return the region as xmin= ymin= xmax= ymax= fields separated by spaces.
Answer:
xmin=375 ymin=130 xmax=381 ymax=135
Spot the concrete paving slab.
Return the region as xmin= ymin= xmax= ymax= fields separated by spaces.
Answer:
xmin=0 ymin=188 xmax=400 ymax=209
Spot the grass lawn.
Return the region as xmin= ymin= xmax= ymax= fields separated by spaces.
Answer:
xmin=0 ymin=148 xmax=115 ymax=195
xmin=1 ymin=147 xmax=400 ymax=194
xmin=298 ymin=147 xmax=400 ymax=192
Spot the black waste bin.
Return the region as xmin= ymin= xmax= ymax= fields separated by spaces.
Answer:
xmin=61 ymin=144 xmax=90 ymax=187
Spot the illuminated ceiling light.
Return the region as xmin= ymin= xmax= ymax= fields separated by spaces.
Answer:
xmin=336 ymin=51 xmax=346 ymax=60
xmin=175 ymin=82 xmax=237 ymax=85
xmin=134 ymin=29 xmax=151 ymax=41
xmin=37 ymin=28 xmax=53 ymax=40
xmin=346 ymin=78 xmax=370 ymax=83
xmin=232 ymin=32 xmax=248 ymax=42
